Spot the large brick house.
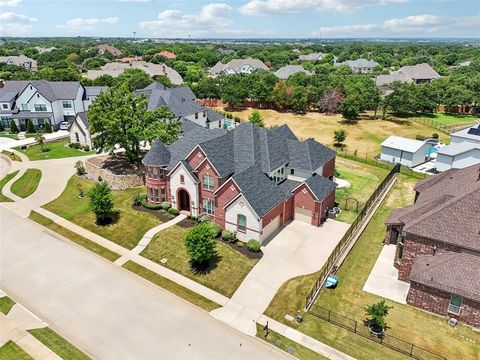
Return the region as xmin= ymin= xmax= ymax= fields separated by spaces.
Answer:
xmin=385 ymin=165 xmax=480 ymax=328
xmin=143 ymin=122 xmax=337 ymax=243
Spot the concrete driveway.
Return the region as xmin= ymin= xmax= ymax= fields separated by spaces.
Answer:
xmin=0 ymin=207 xmax=288 ymax=360
xmin=212 ymin=220 xmax=350 ymax=335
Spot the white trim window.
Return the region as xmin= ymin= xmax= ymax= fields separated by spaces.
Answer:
xmin=34 ymin=104 xmax=47 ymax=112
xmin=237 ymin=214 xmax=247 ymax=232
xmin=203 ymin=174 xmax=214 ymax=191
xmin=202 ymin=199 xmax=214 ymax=215
xmin=21 ymin=103 xmax=29 ymax=111
xmin=271 ymin=167 xmax=285 ymax=183
xmin=448 ymin=295 xmax=462 ymax=315
xmin=62 ymin=101 xmax=73 ymax=109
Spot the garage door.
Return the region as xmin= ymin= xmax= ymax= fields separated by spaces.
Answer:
xmin=295 ymin=207 xmax=312 ymax=224
xmin=261 ymin=215 xmax=281 ymax=241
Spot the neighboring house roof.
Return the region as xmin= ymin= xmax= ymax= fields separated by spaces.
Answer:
xmin=0 ymin=55 xmax=37 ymax=69
xmin=410 ymin=253 xmax=480 ymax=302
xmin=450 ymin=124 xmax=480 ymax=143
xmin=210 ymin=58 xmax=268 ymax=75
xmin=11 ymin=111 xmax=54 ymax=119
xmin=117 ymin=56 xmax=143 ymax=63
xmin=393 ymin=63 xmax=441 ymax=81
xmin=375 ymin=73 xmax=413 ymax=87
xmin=69 ymin=112 xmax=89 ymax=135
xmin=218 ymin=48 xmax=235 ymax=55
xmin=0 ymin=91 xmax=17 ymax=102
xmin=298 ymin=52 xmax=325 ymax=61
xmin=98 ymin=44 xmax=122 ymax=56
xmin=437 ymin=142 xmax=480 ymax=157
xmin=386 ymin=164 xmax=480 ymax=252
xmin=381 ymin=135 xmax=426 ymax=153
xmin=337 ymin=59 xmax=379 ymax=70
xmin=86 ymin=61 xmax=183 ymax=85
xmin=155 ymin=51 xmax=176 ymax=59
xmin=274 ymin=65 xmax=310 ymax=80
xmin=84 ymin=86 xmax=108 ymax=98
xmin=0 ymin=80 xmax=81 ymax=102
xmin=34 ymin=46 xmax=56 ymax=54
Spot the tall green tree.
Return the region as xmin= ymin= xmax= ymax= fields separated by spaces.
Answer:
xmin=333 ymin=129 xmax=347 ymax=148
xmin=248 ymin=109 xmax=265 ymax=127
xmin=26 ymin=119 xmax=35 ymax=133
xmin=88 ymin=84 xmax=181 ymax=163
xmin=88 ymin=181 xmax=114 ymax=223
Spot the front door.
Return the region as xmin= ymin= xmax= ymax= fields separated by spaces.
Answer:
xmin=178 ymin=189 xmax=190 ymax=212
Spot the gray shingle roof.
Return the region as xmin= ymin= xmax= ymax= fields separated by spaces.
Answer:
xmin=85 ymin=86 xmax=108 ymax=98
xmin=0 ymin=91 xmax=17 ymax=102
xmin=274 ymin=65 xmax=310 ymax=80
xmin=76 ymin=112 xmax=89 ymax=128
xmin=410 ymin=253 xmax=480 ymax=302
xmin=0 ymin=80 xmax=81 ymax=102
xmin=394 ymin=63 xmax=441 ymax=81
xmin=142 ymin=139 xmax=171 ymax=166
xmin=287 ymin=138 xmax=335 ymax=172
xmin=305 ymin=174 xmax=337 ymax=200
xmin=269 ymin=124 xmax=298 ymax=141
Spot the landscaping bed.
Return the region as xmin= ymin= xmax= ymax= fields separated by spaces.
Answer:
xmin=131 ymin=204 xmax=176 ymax=223
xmin=1 ymin=150 xmax=21 ymax=162
xmin=15 ymin=140 xmax=94 ymax=161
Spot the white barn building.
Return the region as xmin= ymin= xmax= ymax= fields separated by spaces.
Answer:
xmin=380 ymin=136 xmax=433 ymax=167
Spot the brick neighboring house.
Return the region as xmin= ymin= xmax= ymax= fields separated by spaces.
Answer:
xmin=155 ymin=51 xmax=176 ymax=59
xmin=143 ymin=123 xmax=337 ymax=243
xmin=98 ymin=44 xmax=122 ymax=56
xmin=385 ymin=165 xmax=480 ymax=328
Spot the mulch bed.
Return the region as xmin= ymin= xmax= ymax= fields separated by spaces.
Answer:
xmin=177 ymin=217 xmax=198 ymax=228
xmin=218 ymin=238 xmax=263 ymax=260
xmin=131 ymin=204 xmax=173 ymax=223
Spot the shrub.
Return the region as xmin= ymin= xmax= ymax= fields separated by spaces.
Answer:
xmin=247 ymin=239 xmax=261 ymax=253
xmin=168 ymin=207 xmax=179 ymax=216
xmin=88 ymin=181 xmax=113 ymax=222
xmin=74 ymin=161 xmax=86 ymax=176
xmin=160 ymin=201 xmax=171 ymax=210
xmin=44 ymin=121 xmax=52 ymax=133
xmin=208 ymin=222 xmax=222 ymax=238
xmin=432 ymin=133 xmax=439 ymax=139
xmin=140 ymin=198 xmax=162 ymax=210
xmin=132 ymin=192 xmax=144 ymax=207
xmin=415 ymin=134 xmax=426 ymax=141
xmin=83 ymin=145 xmax=90 ymax=152
xmin=26 ymin=119 xmax=35 ymax=133
xmin=237 ymin=241 xmax=245 ymax=248
xmin=184 ymin=223 xmax=216 ymax=266
xmin=222 ymin=229 xmax=236 ymax=243
xmin=0 ymin=122 xmax=4 ymax=132
xmin=365 ymin=300 xmax=393 ymax=332
xmin=69 ymin=142 xmax=81 ymax=149
xmin=198 ymin=215 xmax=210 ymax=223
xmin=10 ymin=121 xmax=19 ymax=134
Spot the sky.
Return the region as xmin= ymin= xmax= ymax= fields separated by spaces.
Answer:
xmin=0 ymin=0 xmax=479 ymax=38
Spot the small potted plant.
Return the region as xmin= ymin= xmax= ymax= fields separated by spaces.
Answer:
xmin=365 ymin=300 xmax=392 ymax=336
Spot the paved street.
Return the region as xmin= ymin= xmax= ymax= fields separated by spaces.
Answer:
xmin=0 ymin=207 xmax=288 ymax=360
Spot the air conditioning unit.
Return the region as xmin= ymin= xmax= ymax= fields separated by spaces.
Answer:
xmin=448 ymin=317 xmax=458 ymax=327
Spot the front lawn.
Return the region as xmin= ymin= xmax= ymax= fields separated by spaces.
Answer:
xmin=1 ymin=150 xmax=21 ymax=162
xmin=266 ymin=175 xmax=480 ymax=360
xmin=335 ymin=158 xmax=390 ymax=223
xmin=0 ymin=171 xmax=18 ymax=202
xmin=0 ymin=296 xmax=15 ymax=314
xmin=43 ymin=176 xmax=163 ymax=249
xmin=29 ymin=327 xmax=91 ymax=360
xmin=10 ymin=169 xmax=42 ymax=198
xmin=141 ymin=225 xmax=258 ymax=297
xmin=0 ymin=341 xmax=33 ymax=360
xmin=15 ymin=140 xmax=94 ymax=161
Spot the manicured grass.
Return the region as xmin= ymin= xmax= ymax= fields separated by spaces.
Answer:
xmin=224 ymin=108 xmax=451 ymax=156
xmin=409 ymin=112 xmax=479 ymax=125
xmin=256 ymin=323 xmax=328 ymax=360
xmin=15 ymin=140 xmax=94 ymax=161
xmin=10 ymin=169 xmax=42 ymax=198
xmin=141 ymin=225 xmax=258 ymax=297
xmin=123 ymin=261 xmax=220 ymax=312
xmin=0 ymin=171 xmax=18 ymax=202
xmin=29 ymin=327 xmax=91 ymax=360
xmin=266 ymin=175 xmax=480 ymax=360
xmin=1 ymin=150 xmax=22 ymax=162
xmin=335 ymin=158 xmax=390 ymax=223
xmin=0 ymin=133 xmax=19 ymax=140
xmin=29 ymin=210 xmax=121 ymax=262
xmin=43 ymin=176 xmax=163 ymax=249
xmin=0 ymin=341 xmax=33 ymax=360
xmin=0 ymin=296 xmax=15 ymax=315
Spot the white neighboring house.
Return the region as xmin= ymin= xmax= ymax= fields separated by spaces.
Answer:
xmin=69 ymin=112 xmax=93 ymax=149
xmin=380 ymin=135 xmax=433 ymax=167
xmin=450 ymin=124 xmax=480 ymax=145
xmin=0 ymin=80 xmax=98 ymax=131
xmin=210 ymin=58 xmax=268 ymax=77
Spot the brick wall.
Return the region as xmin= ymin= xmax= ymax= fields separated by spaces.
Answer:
xmin=293 ymin=184 xmax=317 ymax=225
xmin=196 ymin=159 xmax=220 ymax=216
xmin=262 ymin=196 xmax=293 ymax=228
xmin=186 ymin=147 xmax=206 ymax=169
xmin=397 ymin=233 xmax=461 ymax=281
xmin=322 ymin=157 xmax=336 ymax=178
xmin=318 ymin=190 xmax=335 ymax=223
xmin=407 ymin=282 xmax=480 ymax=328
xmin=213 ymin=179 xmax=240 ymax=228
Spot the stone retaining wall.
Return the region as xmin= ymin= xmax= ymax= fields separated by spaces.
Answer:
xmin=85 ymin=157 xmax=144 ymax=190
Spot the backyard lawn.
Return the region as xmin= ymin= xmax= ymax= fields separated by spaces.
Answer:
xmin=0 ymin=341 xmax=33 ymax=360
xmin=223 ymin=108 xmax=452 ymax=155
xmin=43 ymin=176 xmax=162 ymax=249
xmin=335 ymin=158 xmax=390 ymax=223
xmin=0 ymin=171 xmax=18 ymax=202
xmin=265 ymin=175 xmax=480 ymax=360
xmin=15 ymin=140 xmax=94 ymax=161
xmin=10 ymin=169 xmax=42 ymax=198
xmin=141 ymin=225 xmax=258 ymax=297
xmin=409 ymin=112 xmax=479 ymax=125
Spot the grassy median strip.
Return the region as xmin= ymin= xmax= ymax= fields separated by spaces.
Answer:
xmin=11 ymin=169 xmax=42 ymax=198
xmin=29 ymin=211 xmax=121 ymax=262
xmin=123 ymin=261 xmax=220 ymax=312
xmin=1 ymin=150 xmax=22 ymax=162
xmin=15 ymin=140 xmax=94 ymax=161
xmin=0 ymin=296 xmax=15 ymax=315
xmin=28 ymin=327 xmax=91 ymax=360
xmin=255 ymin=323 xmax=328 ymax=360
xmin=0 ymin=341 xmax=33 ymax=360
xmin=0 ymin=170 xmax=19 ymax=202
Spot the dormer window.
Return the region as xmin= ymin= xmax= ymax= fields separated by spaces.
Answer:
xmin=2 ymin=104 xmax=8 ymax=110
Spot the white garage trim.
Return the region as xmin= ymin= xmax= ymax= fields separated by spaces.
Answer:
xmin=295 ymin=207 xmax=312 ymax=224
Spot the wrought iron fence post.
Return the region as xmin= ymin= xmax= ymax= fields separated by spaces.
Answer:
xmin=410 ymin=344 xmax=414 ymax=357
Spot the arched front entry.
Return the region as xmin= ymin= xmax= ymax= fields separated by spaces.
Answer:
xmin=177 ymin=189 xmax=191 ymax=212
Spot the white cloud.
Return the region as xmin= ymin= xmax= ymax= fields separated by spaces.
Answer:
xmin=0 ymin=11 xmax=36 ymax=35
xmin=66 ymin=16 xmax=119 ymax=27
xmin=0 ymin=11 xmax=37 ymax=22
xmin=1 ymin=22 xmax=32 ymax=35
xmin=241 ymin=0 xmax=407 ymax=16
xmin=0 ymin=0 xmax=21 ymax=7
xmin=312 ymin=14 xmax=480 ymax=37
xmin=139 ymin=3 xmax=247 ymax=36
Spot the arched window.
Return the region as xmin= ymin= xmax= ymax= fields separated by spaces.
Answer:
xmin=237 ymin=214 xmax=246 ymax=232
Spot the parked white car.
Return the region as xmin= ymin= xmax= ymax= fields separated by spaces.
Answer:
xmin=59 ymin=121 xmax=70 ymax=130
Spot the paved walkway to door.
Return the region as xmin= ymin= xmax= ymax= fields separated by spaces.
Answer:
xmin=211 ymin=219 xmax=350 ymax=335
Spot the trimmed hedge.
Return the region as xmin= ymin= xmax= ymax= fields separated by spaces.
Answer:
xmin=247 ymin=239 xmax=261 ymax=253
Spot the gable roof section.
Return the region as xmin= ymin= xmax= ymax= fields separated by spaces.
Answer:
xmin=287 ymin=138 xmax=335 ymax=172
xmin=410 ymin=253 xmax=480 ymax=302
xmin=381 ymin=135 xmax=426 ymax=153
xmin=395 ymin=63 xmax=441 ymax=81
xmin=0 ymin=80 xmax=81 ymax=102
xmin=269 ymin=124 xmax=298 ymax=141
xmin=274 ymin=65 xmax=310 ymax=79
xmin=142 ymin=139 xmax=171 ymax=166
xmin=304 ymin=175 xmax=337 ymax=201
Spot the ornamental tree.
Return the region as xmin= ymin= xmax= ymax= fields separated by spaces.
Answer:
xmin=184 ymin=223 xmax=216 ymax=267
xmin=248 ymin=109 xmax=265 ymax=127
xmin=88 ymin=181 xmax=114 ymax=223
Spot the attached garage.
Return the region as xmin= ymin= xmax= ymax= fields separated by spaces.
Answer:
xmin=294 ymin=207 xmax=312 ymax=224
xmin=261 ymin=215 xmax=281 ymax=242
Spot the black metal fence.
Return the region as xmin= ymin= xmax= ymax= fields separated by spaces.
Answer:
xmin=305 ymin=163 xmax=401 ymax=310
xmin=310 ymin=304 xmax=447 ymax=360
xmin=410 ymin=117 xmax=477 ymax=134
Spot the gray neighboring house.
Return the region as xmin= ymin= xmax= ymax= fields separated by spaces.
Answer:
xmin=86 ymin=61 xmax=183 ymax=85
xmin=375 ymin=73 xmax=413 ymax=95
xmin=380 ymin=135 xmax=433 ymax=167
xmin=0 ymin=55 xmax=37 ymax=71
xmin=218 ymin=48 xmax=235 ymax=55
xmin=335 ymin=58 xmax=379 ymax=73
xmin=298 ymin=52 xmax=325 ymax=62
xmin=436 ymin=124 xmax=480 ymax=172
xmin=274 ymin=65 xmax=310 ymax=80
xmin=210 ymin=58 xmax=268 ymax=77
xmin=374 ymin=63 xmax=441 ymax=94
